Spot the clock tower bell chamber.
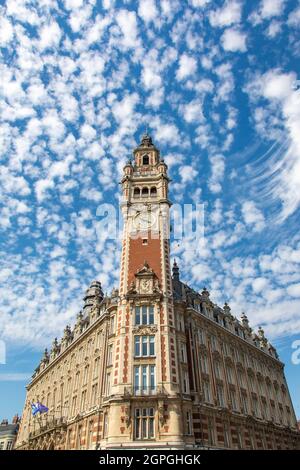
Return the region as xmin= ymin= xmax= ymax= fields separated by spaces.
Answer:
xmin=107 ymin=134 xmax=184 ymax=448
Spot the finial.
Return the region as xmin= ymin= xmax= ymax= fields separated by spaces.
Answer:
xmin=172 ymin=259 xmax=180 ymax=280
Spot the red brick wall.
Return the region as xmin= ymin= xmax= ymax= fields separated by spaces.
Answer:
xmin=127 ymin=235 xmax=162 ymax=287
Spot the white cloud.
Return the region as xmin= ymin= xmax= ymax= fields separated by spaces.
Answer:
xmin=179 ymin=165 xmax=198 ymax=183
xmin=221 ymin=28 xmax=247 ymax=52
xmin=153 ymin=122 xmax=180 ymax=146
xmin=176 ymin=54 xmax=197 ymax=81
xmin=116 ymin=9 xmax=139 ymax=48
xmin=252 ymin=277 xmax=269 ymax=293
xmin=189 ymin=0 xmax=211 ymax=6
xmin=241 ymin=201 xmax=265 ymax=232
xmin=0 ymin=16 xmax=13 ymax=45
xmin=39 ymin=21 xmax=62 ymax=50
xmin=288 ymin=6 xmax=300 ymax=27
xmin=180 ymin=99 xmax=203 ymax=123
xmin=64 ymin=0 xmax=84 ymax=9
xmin=138 ymin=0 xmax=158 ymax=23
xmin=287 ymin=283 xmax=300 ymax=298
xmin=250 ymin=0 xmax=286 ymax=25
xmin=245 ymin=69 xmax=300 ymax=220
xmin=260 ymin=0 xmax=286 ymax=19
xmin=209 ymin=0 xmax=242 ymax=27
xmin=208 ymin=154 xmax=225 ymax=193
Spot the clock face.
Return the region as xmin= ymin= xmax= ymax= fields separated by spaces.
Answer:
xmin=133 ymin=210 xmax=157 ymax=230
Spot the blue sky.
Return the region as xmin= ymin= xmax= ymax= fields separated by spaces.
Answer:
xmin=0 ymin=0 xmax=300 ymax=421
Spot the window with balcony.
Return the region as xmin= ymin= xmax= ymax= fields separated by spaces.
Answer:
xmin=134 ymin=336 xmax=155 ymax=357
xmin=150 ymin=187 xmax=157 ymax=196
xmin=134 ymin=408 xmax=154 ymax=440
xmin=133 ymin=187 xmax=140 ymax=197
xmin=135 ymin=305 xmax=154 ymax=325
xmin=134 ymin=365 xmax=155 ymax=395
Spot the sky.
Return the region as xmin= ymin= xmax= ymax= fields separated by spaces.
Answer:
xmin=0 ymin=0 xmax=300 ymax=422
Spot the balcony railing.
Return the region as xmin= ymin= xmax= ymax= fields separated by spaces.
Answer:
xmin=124 ymin=386 xmax=167 ymax=397
xmin=29 ymin=416 xmax=67 ymax=440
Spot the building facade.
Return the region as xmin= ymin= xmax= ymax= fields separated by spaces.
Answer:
xmin=0 ymin=416 xmax=20 ymax=450
xmin=15 ymin=135 xmax=300 ymax=450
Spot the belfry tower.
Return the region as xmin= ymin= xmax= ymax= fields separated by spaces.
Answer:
xmin=107 ymin=134 xmax=184 ymax=447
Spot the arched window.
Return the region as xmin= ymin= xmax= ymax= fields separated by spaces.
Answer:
xmin=133 ymin=187 xmax=140 ymax=197
xmin=142 ymin=187 xmax=149 ymax=196
xmin=150 ymin=187 xmax=157 ymax=196
xmin=142 ymin=154 xmax=149 ymax=165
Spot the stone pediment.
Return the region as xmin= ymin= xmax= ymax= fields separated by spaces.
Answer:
xmin=128 ymin=260 xmax=161 ymax=296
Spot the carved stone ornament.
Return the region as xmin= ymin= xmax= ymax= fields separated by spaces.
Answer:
xmin=132 ymin=324 xmax=158 ymax=335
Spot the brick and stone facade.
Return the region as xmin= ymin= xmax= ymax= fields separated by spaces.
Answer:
xmin=15 ymin=135 xmax=300 ymax=450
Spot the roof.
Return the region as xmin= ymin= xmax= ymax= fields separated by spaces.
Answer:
xmin=0 ymin=424 xmax=18 ymax=437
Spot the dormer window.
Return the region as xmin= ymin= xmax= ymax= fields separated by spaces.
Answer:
xmin=142 ymin=154 xmax=149 ymax=165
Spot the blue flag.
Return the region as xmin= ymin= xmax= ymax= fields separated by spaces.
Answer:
xmin=31 ymin=403 xmax=39 ymax=416
xmin=37 ymin=402 xmax=49 ymax=414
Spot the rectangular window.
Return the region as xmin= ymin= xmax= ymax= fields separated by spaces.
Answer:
xmin=91 ymin=383 xmax=98 ymax=405
xmin=230 ymin=389 xmax=238 ymax=411
xmin=217 ymin=384 xmax=225 ymax=407
xmin=200 ymin=354 xmax=209 ymax=374
xmin=142 ymin=306 xmax=147 ymax=324
xmin=224 ymin=424 xmax=230 ymax=448
xmin=198 ymin=329 xmax=205 ymax=344
xmin=134 ymin=365 xmax=156 ymax=395
xmin=149 ymin=306 xmax=154 ymax=324
xmin=135 ymin=336 xmax=140 ymax=356
xmin=210 ymin=335 xmax=217 ymax=351
xmin=241 ymin=393 xmax=248 ymax=414
xmin=227 ymin=367 xmax=234 ymax=384
xmin=110 ymin=316 xmax=115 ymax=334
xmin=134 ymin=336 xmax=155 ymax=357
xmin=203 ymin=381 xmax=211 ymax=403
xmin=83 ymin=365 xmax=89 ymax=384
xmin=6 ymin=441 xmax=13 ymax=450
xmin=72 ymin=395 xmax=77 ymax=416
xmin=186 ymin=411 xmax=192 ymax=435
xmin=134 ymin=408 xmax=155 ymax=440
xmin=135 ymin=306 xmax=155 ymax=325
xmin=103 ymin=413 xmax=108 ymax=437
xmin=135 ymin=306 xmax=140 ymax=325
xmin=81 ymin=390 xmax=86 ymax=411
xmin=180 ymin=343 xmax=187 ymax=362
xmin=106 ymin=373 xmax=111 ymax=396
xmin=142 ymin=336 xmax=148 ymax=356
xmin=183 ymin=371 xmax=190 ymax=394
xmin=149 ymin=336 xmax=155 ymax=356
xmin=107 ymin=344 xmax=113 ymax=366
xmin=214 ymin=361 xmax=222 ymax=380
